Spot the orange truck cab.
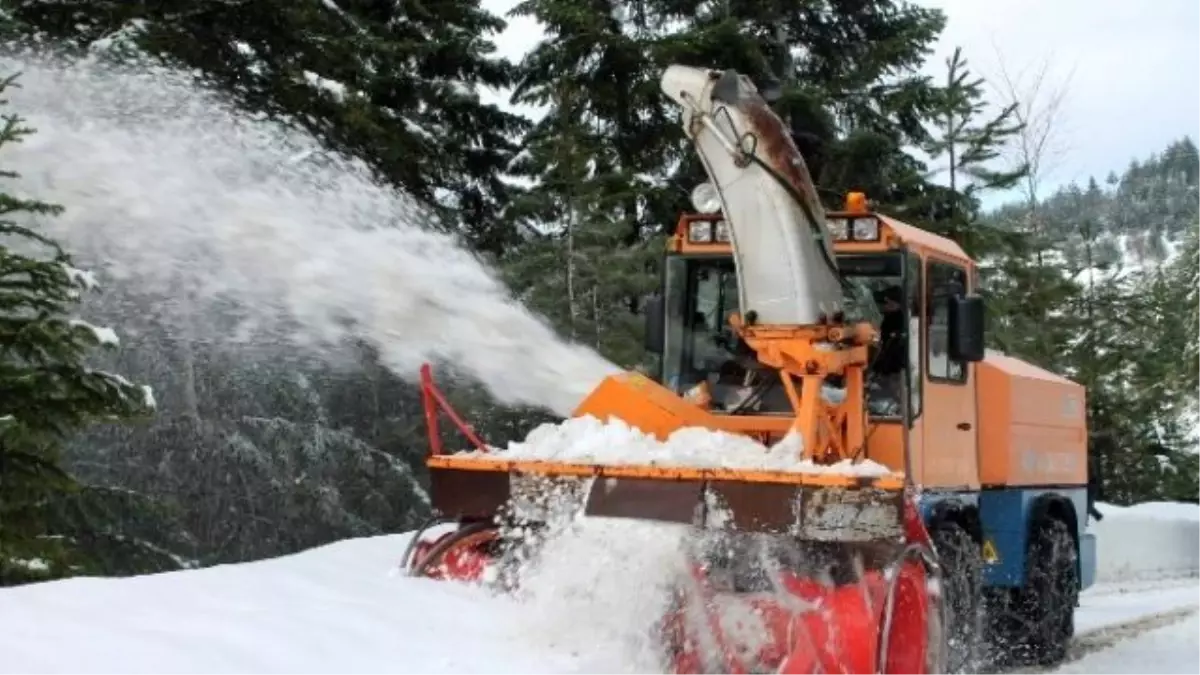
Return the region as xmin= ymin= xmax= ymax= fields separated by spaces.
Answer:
xmin=642 ymin=193 xmax=1097 ymax=665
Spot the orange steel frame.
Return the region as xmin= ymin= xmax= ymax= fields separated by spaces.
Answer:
xmin=414 ymin=202 xmax=960 ymax=497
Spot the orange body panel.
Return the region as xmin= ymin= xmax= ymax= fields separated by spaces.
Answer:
xmin=572 ymin=371 xmax=732 ymax=440
xmin=861 ymin=420 xmax=921 ymax=478
xmin=976 ymin=351 xmax=1088 ymax=486
xmin=920 ymin=377 xmax=981 ymax=490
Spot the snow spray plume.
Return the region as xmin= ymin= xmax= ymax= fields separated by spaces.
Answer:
xmin=0 ymin=52 xmax=619 ymax=417
xmin=510 ymin=517 xmax=693 ymax=672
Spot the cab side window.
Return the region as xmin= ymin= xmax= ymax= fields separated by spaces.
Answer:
xmin=926 ymin=261 xmax=967 ymax=383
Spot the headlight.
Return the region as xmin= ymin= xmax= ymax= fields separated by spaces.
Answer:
xmin=852 ymin=217 xmax=879 ymax=241
xmin=688 ymin=221 xmax=713 ymax=243
xmin=714 ymin=219 xmax=731 ymax=242
xmin=690 ymin=182 xmax=722 ymax=214
xmin=828 ymin=218 xmax=850 ymax=241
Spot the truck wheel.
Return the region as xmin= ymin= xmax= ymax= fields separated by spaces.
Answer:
xmin=931 ymin=522 xmax=983 ymax=673
xmin=1017 ymin=518 xmax=1078 ymax=666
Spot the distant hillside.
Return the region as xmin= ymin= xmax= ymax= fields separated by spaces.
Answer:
xmin=990 ymin=137 xmax=1197 ymax=273
xmin=980 ymin=137 xmax=1198 ymax=505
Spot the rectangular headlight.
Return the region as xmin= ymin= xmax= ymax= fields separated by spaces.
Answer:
xmin=688 ymin=221 xmax=713 ymax=243
xmin=714 ymin=220 xmax=731 ymax=242
xmin=852 ymin=217 xmax=880 ymax=241
xmin=828 ymin=218 xmax=850 ymax=241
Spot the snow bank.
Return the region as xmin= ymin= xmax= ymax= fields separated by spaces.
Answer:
xmin=1093 ymin=501 xmax=1200 ymax=583
xmin=0 ymin=522 xmax=689 ymax=674
xmin=474 ymin=415 xmax=894 ymax=477
xmin=1 ymin=507 xmax=1197 ymax=674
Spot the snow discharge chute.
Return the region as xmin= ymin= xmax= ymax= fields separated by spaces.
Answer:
xmin=658 ymin=65 xmax=844 ymax=326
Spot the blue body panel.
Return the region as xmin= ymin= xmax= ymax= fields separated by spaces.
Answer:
xmin=917 ymin=487 xmax=1095 ymax=591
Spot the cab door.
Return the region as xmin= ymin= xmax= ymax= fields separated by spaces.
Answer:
xmin=921 ymin=257 xmax=980 ymax=490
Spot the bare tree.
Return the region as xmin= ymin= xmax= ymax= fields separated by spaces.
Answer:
xmin=987 ymin=43 xmax=1076 ymax=266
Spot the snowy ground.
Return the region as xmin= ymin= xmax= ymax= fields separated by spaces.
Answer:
xmin=1057 ymin=609 xmax=1199 ymax=674
xmin=0 ymin=508 xmax=1196 ymax=674
xmin=0 ymin=520 xmax=693 ymax=675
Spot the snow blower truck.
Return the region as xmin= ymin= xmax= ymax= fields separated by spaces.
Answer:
xmin=401 ymin=65 xmax=1097 ymax=673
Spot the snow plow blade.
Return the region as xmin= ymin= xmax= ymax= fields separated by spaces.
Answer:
xmin=426 ymin=454 xmax=906 ymax=541
xmin=406 ymin=364 xmax=944 ymax=674
xmin=417 ymin=363 xmax=907 ymax=541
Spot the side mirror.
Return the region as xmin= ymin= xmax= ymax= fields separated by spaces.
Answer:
xmin=643 ymin=294 xmax=665 ymax=354
xmin=948 ymin=293 xmax=985 ymax=362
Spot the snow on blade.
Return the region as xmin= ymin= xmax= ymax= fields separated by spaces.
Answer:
xmin=473 ymin=415 xmax=894 ymax=476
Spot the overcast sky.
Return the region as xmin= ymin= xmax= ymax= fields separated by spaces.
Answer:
xmin=480 ymin=0 xmax=1199 ymax=206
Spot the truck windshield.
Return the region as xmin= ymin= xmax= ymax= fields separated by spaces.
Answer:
xmin=688 ymin=264 xmax=740 ymax=374
xmin=660 ymin=252 xmax=907 ymax=416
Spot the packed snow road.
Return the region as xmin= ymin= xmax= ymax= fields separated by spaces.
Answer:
xmin=0 ymin=520 xmax=1196 ymax=675
xmin=1032 ymin=586 xmax=1200 ymax=667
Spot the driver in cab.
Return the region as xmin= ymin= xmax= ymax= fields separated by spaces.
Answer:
xmin=870 ymin=285 xmax=906 ymax=413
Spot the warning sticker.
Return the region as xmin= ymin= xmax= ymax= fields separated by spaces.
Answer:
xmin=982 ymin=539 xmax=1000 ymax=564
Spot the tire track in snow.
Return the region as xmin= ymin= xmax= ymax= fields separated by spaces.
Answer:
xmin=1017 ymin=605 xmax=1199 ymax=674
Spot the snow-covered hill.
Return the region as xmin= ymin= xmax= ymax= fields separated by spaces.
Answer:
xmin=1 ymin=504 xmax=1196 ymax=674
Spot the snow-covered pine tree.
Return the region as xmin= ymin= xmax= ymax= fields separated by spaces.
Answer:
xmin=0 ymin=73 xmax=157 ymax=584
xmin=503 ymin=0 xmax=665 ymax=367
xmin=1171 ymin=224 xmax=1199 ymax=445
xmin=643 ymin=0 xmax=950 ymax=220
xmin=504 ymin=70 xmax=658 ymax=369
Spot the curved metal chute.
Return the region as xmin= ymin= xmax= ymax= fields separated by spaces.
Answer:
xmin=660 ymin=65 xmax=843 ymax=326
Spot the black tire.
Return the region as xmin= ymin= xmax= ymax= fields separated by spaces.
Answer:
xmin=932 ymin=521 xmax=985 ymax=674
xmin=1018 ymin=518 xmax=1078 ymax=666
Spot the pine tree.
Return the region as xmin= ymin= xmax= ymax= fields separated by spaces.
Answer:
xmin=1171 ymin=225 xmax=1199 ymax=435
xmin=500 ymin=0 xmax=669 ymax=367
xmin=1116 ymin=267 xmax=1192 ymax=484
xmin=510 ymin=0 xmax=669 ymax=244
xmin=503 ymin=10 xmax=661 ymax=367
xmin=645 ymin=0 xmax=950 ymax=219
xmin=921 ymin=47 xmax=1026 ymax=254
xmin=0 ymin=73 xmax=157 ymax=584
xmin=991 ymin=139 xmax=1200 ymax=504
xmin=982 ymin=50 xmax=1080 ymax=370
